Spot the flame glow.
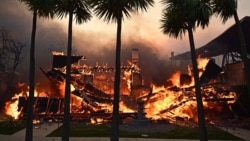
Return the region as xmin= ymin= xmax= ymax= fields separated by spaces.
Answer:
xmin=52 ymin=51 xmax=64 ymax=55
xmin=4 ymin=57 xmax=236 ymax=124
xmin=4 ymin=94 xmax=22 ymax=119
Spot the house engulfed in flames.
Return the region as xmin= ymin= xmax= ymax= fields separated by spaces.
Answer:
xmin=3 ymin=48 xmax=239 ymax=125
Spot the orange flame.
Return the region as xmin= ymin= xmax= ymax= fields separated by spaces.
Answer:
xmin=52 ymin=51 xmax=64 ymax=55
xmin=3 ymin=57 xmax=236 ymax=123
xmin=4 ymin=94 xmax=22 ymax=119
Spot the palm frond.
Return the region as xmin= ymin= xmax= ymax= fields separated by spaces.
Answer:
xmin=210 ymin=0 xmax=237 ymax=23
xmin=55 ymin=0 xmax=92 ymax=24
xmin=88 ymin=0 xmax=154 ymax=23
xmin=160 ymin=0 xmax=212 ymax=38
xmin=128 ymin=0 xmax=154 ymax=12
xmin=88 ymin=0 xmax=119 ymax=23
xmin=196 ymin=0 xmax=212 ymax=28
xmin=19 ymin=0 xmax=57 ymax=19
xmin=160 ymin=6 xmax=186 ymax=39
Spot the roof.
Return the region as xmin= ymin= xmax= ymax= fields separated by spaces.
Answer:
xmin=52 ymin=55 xmax=83 ymax=68
xmin=170 ymin=16 xmax=250 ymax=60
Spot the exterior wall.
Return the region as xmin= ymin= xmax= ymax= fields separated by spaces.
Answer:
xmin=225 ymin=61 xmax=247 ymax=86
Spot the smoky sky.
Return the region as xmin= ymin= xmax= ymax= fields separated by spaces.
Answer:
xmin=0 ymin=0 xmax=184 ymax=86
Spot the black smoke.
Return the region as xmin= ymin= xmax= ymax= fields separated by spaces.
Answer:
xmin=0 ymin=0 xmax=185 ymax=87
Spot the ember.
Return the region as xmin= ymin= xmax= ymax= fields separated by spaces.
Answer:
xmin=3 ymin=51 xmax=238 ymax=125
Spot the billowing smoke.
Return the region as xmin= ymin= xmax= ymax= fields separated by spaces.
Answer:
xmin=0 ymin=0 xmax=182 ymax=87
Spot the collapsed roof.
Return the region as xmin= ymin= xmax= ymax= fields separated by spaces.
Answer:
xmin=52 ymin=55 xmax=83 ymax=68
xmin=170 ymin=16 xmax=250 ymax=60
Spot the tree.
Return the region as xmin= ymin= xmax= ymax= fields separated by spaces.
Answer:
xmin=211 ymin=0 xmax=250 ymax=105
xmin=0 ymin=28 xmax=25 ymax=71
xmin=87 ymin=0 xmax=154 ymax=141
xmin=54 ymin=1 xmax=91 ymax=141
xmin=18 ymin=0 xmax=56 ymax=141
xmin=8 ymin=41 xmax=25 ymax=71
xmin=160 ymin=0 xmax=212 ymax=141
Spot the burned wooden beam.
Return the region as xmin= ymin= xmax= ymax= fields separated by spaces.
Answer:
xmin=18 ymin=96 xmax=27 ymax=113
xmin=46 ymin=98 xmax=64 ymax=114
xmin=72 ymin=89 xmax=113 ymax=104
xmin=52 ymin=54 xmax=83 ymax=68
xmin=84 ymin=83 xmax=113 ymax=100
xmin=204 ymin=98 xmax=235 ymax=102
xmin=157 ymin=100 xmax=193 ymax=115
xmin=180 ymin=74 xmax=192 ymax=86
xmin=200 ymin=60 xmax=222 ymax=84
xmin=19 ymin=97 xmax=64 ymax=115
xmin=34 ymin=97 xmax=49 ymax=113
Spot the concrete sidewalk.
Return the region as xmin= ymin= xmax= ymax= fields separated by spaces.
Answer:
xmin=13 ymin=121 xmax=62 ymax=137
xmin=0 ymin=135 xmax=239 ymax=141
xmin=0 ymin=135 xmax=242 ymax=141
xmin=0 ymin=122 xmax=247 ymax=141
xmin=217 ymin=126 xmax=250 ymax=141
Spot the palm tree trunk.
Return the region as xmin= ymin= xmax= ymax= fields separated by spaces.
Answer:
xmin=111 ymin=7 xmax=122 ymax=141
xmin=187 ymin=27 xmax=208 ymax=141
xmin=233 ymin=11 xmax=250 ymax=102
xmin=25 ymin=9 xmax=37 ymax=141
xmin=62 ymin=11 xmax=73 ymax=141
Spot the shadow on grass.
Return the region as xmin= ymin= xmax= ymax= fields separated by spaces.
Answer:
xmin=0 ymin=117 xmax=26 ymax=135
xmin=47 ymin=123 xmax=243 ymax=140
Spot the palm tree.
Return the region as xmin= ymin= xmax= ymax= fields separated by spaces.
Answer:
xmin=211 ymin=0 xmax=250 ymax=104
xmin=54 ymin=0 xmax=91 ymax=141
xmin=18 ymin=0 xmax=56 ymax=141
xmin=87 ymin=0 xmax=153 ymax=141
xmin=160 ymin=0 xmax=212 ymax=141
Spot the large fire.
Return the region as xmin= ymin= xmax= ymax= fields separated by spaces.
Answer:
xmin=4 ymin=57 xmax=236 ymax=124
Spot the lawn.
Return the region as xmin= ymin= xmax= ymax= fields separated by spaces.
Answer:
xmin=0 ymin=117 xmax=244 ymax=140
xmin=0 ymin=118 xmax=26 ymax=135
xmin=47 ymin=123 xmax=243 ymax=140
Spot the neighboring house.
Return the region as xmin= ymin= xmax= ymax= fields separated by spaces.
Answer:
xmin=170 ymin=16 xmax=250 ymax=86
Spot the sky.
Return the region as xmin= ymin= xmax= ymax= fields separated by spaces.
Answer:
xmin=0 ymin=0 xmax=250 ymax=85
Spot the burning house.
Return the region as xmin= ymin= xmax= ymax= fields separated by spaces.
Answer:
xmin=3 ymin=47 xmax=238 ymax=126
xmin=170 ymin=16 xmax=250 ymax=118
xmin=3 ymin=17 xmax=250 ymax=125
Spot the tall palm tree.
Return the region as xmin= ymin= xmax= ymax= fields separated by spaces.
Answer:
xmin=54 ymin=0 xmax=91 ymax=141
xmin=87 ymin=0 xmax=153 ymax=141
xmin=160 ymin=0 xmax=212 ymax=141
xmin=211 ymin=0 xmax=250 ymax=104
xmin=18 ymin=0 xmax=56 ymax=141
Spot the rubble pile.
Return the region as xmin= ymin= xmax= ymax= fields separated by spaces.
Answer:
xmin=2 ymin=53 xmax=247 ymax=126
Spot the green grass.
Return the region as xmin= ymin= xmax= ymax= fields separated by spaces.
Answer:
xmin=145 ymin=126 xmax=241 ymax=140
xmin=47 ymin=123 xmax=140 ymax=137
xmin=47 ymin=123 xmax=243 ymax=140
xmin=0 ymin=117 xmax=245 ymax=140
xmin=0 ymin=118 xmax=26 ymax=135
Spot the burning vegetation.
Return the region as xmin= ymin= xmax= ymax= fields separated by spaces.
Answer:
xmin=2 ymin=50 xmax=243 ymax=126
